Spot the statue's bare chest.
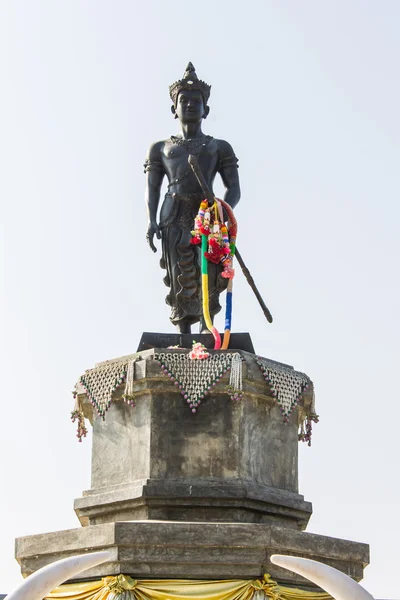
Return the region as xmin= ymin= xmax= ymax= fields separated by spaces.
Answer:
xmin=162 ymin=136 xmax=218 ymax=174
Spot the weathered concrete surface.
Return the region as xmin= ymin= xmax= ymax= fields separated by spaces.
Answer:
xmin=74 ymin=349 xmax=314 ymax=528
xmin=15 ymin=520 xmax=369 ymax=588
xmin=74 ymin=478 xmax=312 ymax=528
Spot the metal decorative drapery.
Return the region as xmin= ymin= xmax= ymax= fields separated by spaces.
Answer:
xmin=256 ymin=357 xmax=319 ymax=445
xmin=154 ymin=350 xmax=243 ymax=412
xmin=71 ymin=356 xmax=137 ymax=441
xmin=72 ymin=352 xmax=318 ymax=444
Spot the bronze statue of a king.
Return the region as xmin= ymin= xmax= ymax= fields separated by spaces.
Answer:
xmin=144 ymin=63 xmax=241 ymax=334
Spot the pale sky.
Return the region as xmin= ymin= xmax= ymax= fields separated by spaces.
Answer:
xmin=0 ymin=1 xmax=399 ymax=598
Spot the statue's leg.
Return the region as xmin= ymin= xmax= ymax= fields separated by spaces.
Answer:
xmin=176 ymin=318 xmax=192 ymax=334
xmin=199 ymin=315 xmax=213 ymax=334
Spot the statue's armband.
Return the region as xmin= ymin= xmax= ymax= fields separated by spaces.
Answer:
xmin=143 ymin=159 xmax=164 ymax=174
xmin=218 ymin=155 xmax=239 ymax=171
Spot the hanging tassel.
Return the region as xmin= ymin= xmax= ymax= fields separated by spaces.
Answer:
xmin=122 ymin=359 xmax=136 ymax=407
xmin=227 ymin=353 xmax=243 ymax=401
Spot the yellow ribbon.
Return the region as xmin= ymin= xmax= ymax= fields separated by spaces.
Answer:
xmin=251 ymin=574 xmax=281 ymax=600
xmin=45 ymin=573 xmax=333 ymax=600
xmin=104 ymin=575 xmax=137 ymax=593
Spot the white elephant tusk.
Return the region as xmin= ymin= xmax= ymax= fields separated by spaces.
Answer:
xmin=6 ymin=550 xmax=112 ymax=600
xmin=270 ymin=554 xmax=375 ymax=600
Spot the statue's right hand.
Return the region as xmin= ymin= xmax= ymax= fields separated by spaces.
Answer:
xmin=146 ymin=221 xmax=161 ymax=253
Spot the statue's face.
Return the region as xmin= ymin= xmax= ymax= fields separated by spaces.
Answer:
xmin=174 ymin=89 xmax=207 ymax=123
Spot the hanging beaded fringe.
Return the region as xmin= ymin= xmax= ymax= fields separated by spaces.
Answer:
xmin=227 ymin=352 xmax=243 ymax=401
xmin=256 ymin=357 xmax=310 ymax=422
xmin=155 ymin=350 xmax=243 ymax=412
xmin=122 ymin=358 xmax=136 ymax=407
xmin=78 ymin=363 xmax=127 ymax=420
xmin=256 ymin=357 xmax=319 ymax=445
xmin=72 ymin=356 xmax=138 ymax=441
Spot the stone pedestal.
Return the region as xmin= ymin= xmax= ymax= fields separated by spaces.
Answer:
xmin=15 ymin=338 xmax=370 ymax=592
xmin=15 ymin=521 xmax=369 ymax=587
xmin=74 ymin=348 xmax=313 ymax=530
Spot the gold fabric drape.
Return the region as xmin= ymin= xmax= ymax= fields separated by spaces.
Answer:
xmin=45 ymin=574 xmax=332 ymax=600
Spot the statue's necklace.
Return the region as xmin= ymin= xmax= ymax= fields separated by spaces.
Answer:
xmin=169 ymin=135 xmax=213 ymax=156
xmin=167 ymin=136 xmax=213 ymax=191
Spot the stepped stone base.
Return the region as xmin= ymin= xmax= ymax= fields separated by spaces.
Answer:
xmin=15 ymin=520 xmax=369 ymax=588
xmin=74 ymin=478 xmax=312 ymax=529
xmin=16 ymin=337 xmax=370 ymax=590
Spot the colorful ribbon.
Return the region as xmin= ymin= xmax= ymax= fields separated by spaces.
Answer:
xmin=217 ymin=198 xmax=237 ymax=350
xmin=201 ymin=228 xmax=221 ymax=349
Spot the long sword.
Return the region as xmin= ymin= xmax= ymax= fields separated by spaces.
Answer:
xmin=188 ymin=154 xmax=273 ymax=324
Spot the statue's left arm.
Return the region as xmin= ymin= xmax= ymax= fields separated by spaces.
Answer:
xmin=217 ymin=140 xmax=241 ymax=209
xmin=144 ymin=141 xmax=164 ymax=253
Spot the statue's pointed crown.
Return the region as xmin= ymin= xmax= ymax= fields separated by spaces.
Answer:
xmin=169 ymin=62 xmax=211 ymax=107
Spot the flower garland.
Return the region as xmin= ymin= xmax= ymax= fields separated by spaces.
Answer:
xmin=191 ymin=198 xmax=237 ymax=349
xmin=189 ymin=341 xmax=210 ymax=360
xmin=298 ymin=411 xmax=319 ymax=446
xmin=71 ymin=395 xmax=88 ymax=443
xmin=191 ymin=199 xmax=236 ymax=279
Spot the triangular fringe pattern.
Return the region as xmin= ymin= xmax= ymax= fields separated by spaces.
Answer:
xmin=71 ymin=358 xmax=137 ymax=440
xmin=256 ymin=357 xmax=311 ymax=421
xmin=256 ymin=357 xmax=319 ymax=445
xmin=155 ymin=352 xmax=243 ymax=413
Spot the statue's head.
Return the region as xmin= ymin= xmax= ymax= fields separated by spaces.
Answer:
xmin=169 ymin=63 xmax=211 ymax=123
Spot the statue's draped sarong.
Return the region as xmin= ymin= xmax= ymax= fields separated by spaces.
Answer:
xmin=159 ymin=192 xmax=227 ymax=326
